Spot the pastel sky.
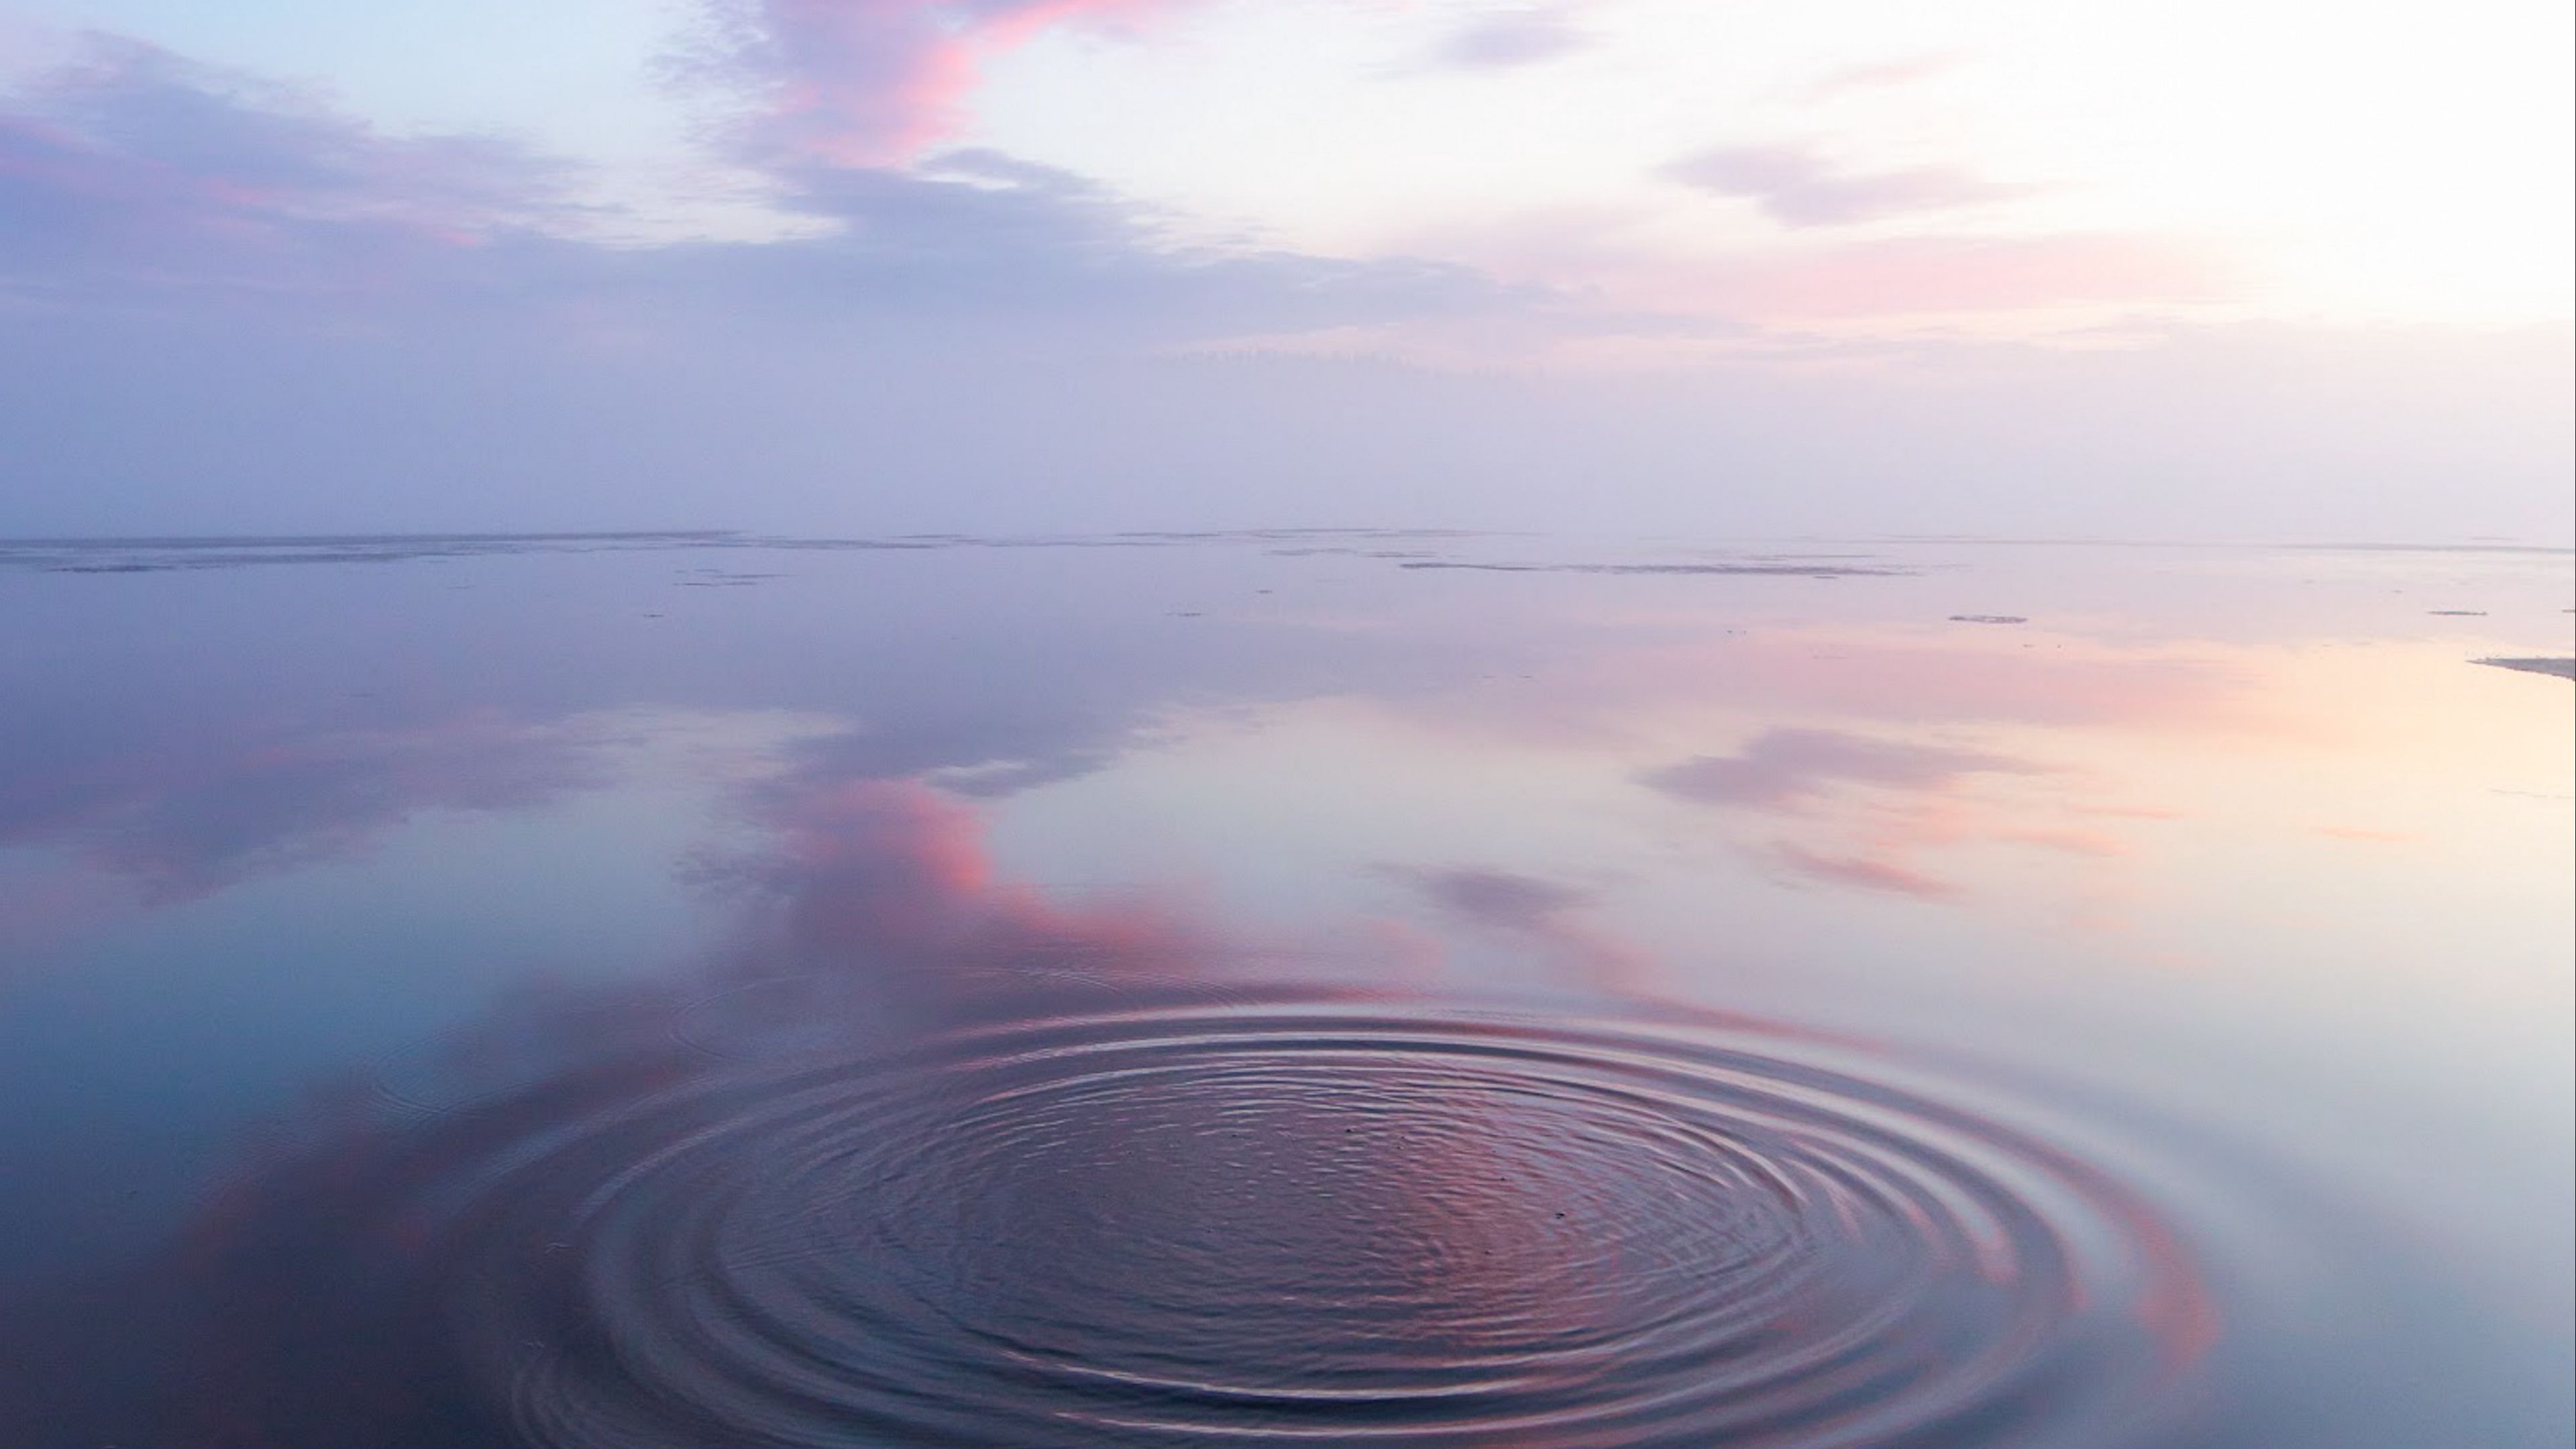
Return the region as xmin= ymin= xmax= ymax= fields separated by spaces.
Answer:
xmin=1 ymin=0 xmax=2569 ymax=537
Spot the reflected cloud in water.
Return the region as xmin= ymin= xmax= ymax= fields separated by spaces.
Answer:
xmin=0 ymin=535 xmax=2566 ymax=1446
xmin=3 ymin=778 xmax=2216 ymax=1446
xmin=1769 ymin=841 xmax=1968 ymax=901
xmin=1641 ymin=728 xmax=2040 ymax=811
xmin=688 ymin=775 xmax=1214 ymax=1026
xmin=1379 ymin=865 xmax=1649 ymax=994
xmin=0 ymin=712 xmax=609 ymax=904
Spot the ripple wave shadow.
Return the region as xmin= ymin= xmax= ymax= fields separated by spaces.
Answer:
xmin=354 ymin=998 xmax=2216 ymax=1448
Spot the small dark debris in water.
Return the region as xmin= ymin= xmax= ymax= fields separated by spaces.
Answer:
xmin=1170 ymin=610 xmax=1203 ymax=618
xmin=1949 ymin=614 xmax=2027 ymax=625
xmin=2475 ymin=657 xmax=2575 ymax=680
xmin=2428 ymin=610 xmax=2487 ymax=616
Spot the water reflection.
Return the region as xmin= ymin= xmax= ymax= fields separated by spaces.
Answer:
xmin=706 ymin=777 xmax=1204 ymax=1002
xmin=1379 ymin=866 xmax=1648 ymax=994
xmin=0 ymin=711 xmax=606 ymax=906
xmin=0 ymin=534 xmax=2566 ymax=1446
xmin=5 ymin=733 xmax=2222 ymax=1444
xmin=144 ymin=996 xmax=2214 ymax=1448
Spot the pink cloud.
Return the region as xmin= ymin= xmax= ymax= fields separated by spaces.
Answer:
xmin=1690 ymin=633 xmax=2253 ymax=731
xmin=1633 ymin=712 xmax=2172 ymax=908
xmin=0 ymin=35 xmax=572 ymax=297
xmin=1641 ymin=728 xmax=2039 ymax=810
xmin=1381 ymin=863 xmax=1650 ymax=992
xmin=1762 ymin=777 xmax=2146 ymax=905
xmin=1989 ymin=824 xmax=2129 ymax=857
xmin=0 ymin=711 xmax=606 ymax=904
xmin=1753 ymin=794 xmax=2118 ymax=906
xmin=716 ymin=0 xmax=1195 ymax=166
xmin=2070 ymin=802 xmax=2188 ymax=822
xmin=714 ymin=777 xmax=1202 ymax=987
xmin=1506 ymin=631 xmax=2255 ymax=745
xmin=1770 ymin=841 xmax=1960 ymax=899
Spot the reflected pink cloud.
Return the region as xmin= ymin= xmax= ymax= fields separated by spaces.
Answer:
xmin=1754 ymin=794 xmax=2138 ymax=906
xmin=1876 ymin=796 xmax=2133 ymax=861
xmin=0 ymin=712 xmax=608 ymax=904
xmin=1402 ymin=865 xmax=1589 ymax=930
xmin=1990 ymin=823 xmax=2130 ymax=857
xmin=1393 ymin=628 xmax=2259 ymax=753
xmin=1770 ymin=841 xmax=1962 ymax=900
xmin=1351 ymin=627 xmax=2248 ymax=912
xmin=1383 ymin=864 xmax=1650 ymax=991
xmin=1642 ymin=727 xmax=2039 ymax=809
xmin=1760 ymin=782 xmax=2144 ymax=906
xmin=702 ymin=776 xmax=1208 ymax=1000
xmin=0 ymin=660 xmax=2243 ymax=1447
xmin=61 ymin=771 xmax=2212 ymax=1448
xmin=1673 ymin=631 xmax=2253 ymax=731
xmin=1639 ymin=724 xmax=2149 ymax=908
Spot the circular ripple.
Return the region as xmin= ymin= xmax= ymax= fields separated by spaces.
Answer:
xmin=418 ymin=1002 xmax=2208 ymax=1448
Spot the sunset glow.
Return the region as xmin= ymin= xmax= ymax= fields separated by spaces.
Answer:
xmin=0 ymin=15 xmax=2568 ymax=1442
xmin=2 ymin=0 xmax=2567 ymax=538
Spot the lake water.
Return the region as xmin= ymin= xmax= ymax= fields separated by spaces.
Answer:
xmin=0 ymin=532 xmax=2567 ymax=1447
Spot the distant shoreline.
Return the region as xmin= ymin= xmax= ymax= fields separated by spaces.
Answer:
xmin=2476 ymin=657 xmax=2576 ymax=680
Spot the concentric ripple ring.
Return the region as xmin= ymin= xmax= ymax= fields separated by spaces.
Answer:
xmin=404 ymin=1000 xmax=2210 ymax=1448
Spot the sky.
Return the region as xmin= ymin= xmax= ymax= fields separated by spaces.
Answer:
xmin=0 ymin=0 xmax=2569 ymax=538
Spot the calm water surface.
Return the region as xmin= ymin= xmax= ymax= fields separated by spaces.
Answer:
xmin=0 ymin=533 xmax=2567 ymax=1447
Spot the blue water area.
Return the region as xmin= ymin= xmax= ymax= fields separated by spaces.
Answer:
xmin=0 ymin=533 xmax=2567 ymax=1447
